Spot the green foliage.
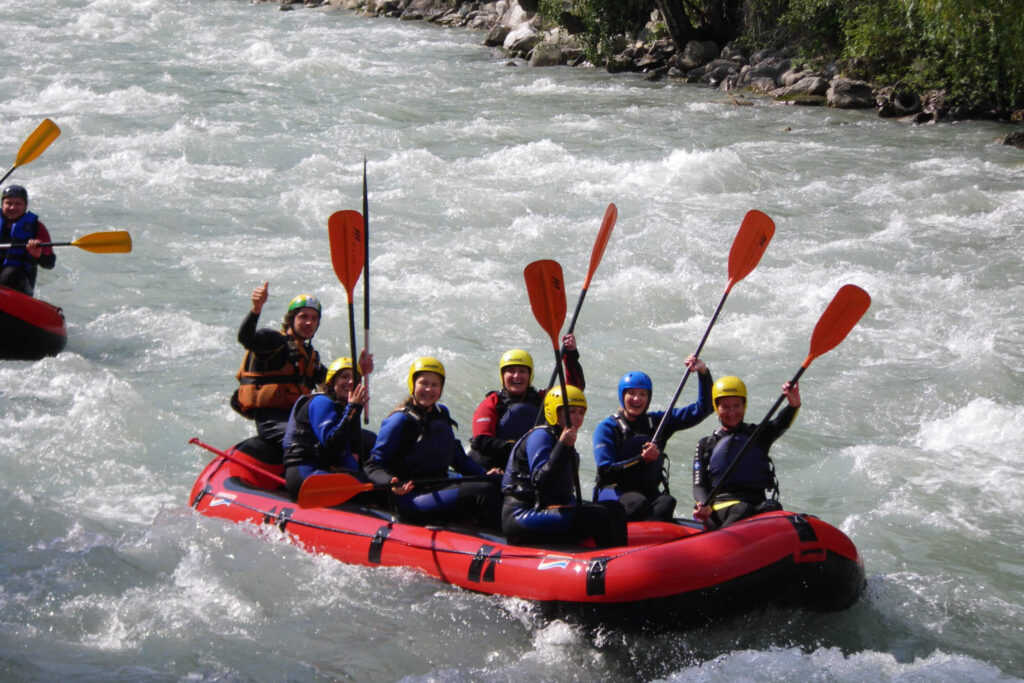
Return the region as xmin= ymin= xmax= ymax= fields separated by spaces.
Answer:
xmin=737 ymin=0 xmax=1024 ymax=113
xmin=538 ymin=0 xmax=651 ymax=62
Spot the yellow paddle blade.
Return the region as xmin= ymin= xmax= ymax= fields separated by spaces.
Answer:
xmin=71 ymin=230 xmax=132 ymax=254
xmin=16 ymin=119 xmax=61 ymax=167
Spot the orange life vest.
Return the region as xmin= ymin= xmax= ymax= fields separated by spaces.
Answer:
xmin=234 ymin=337 xmax=320 ymax=415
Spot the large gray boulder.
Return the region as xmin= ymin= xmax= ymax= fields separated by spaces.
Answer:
xmin=827 ymin=78 xmax=876 ymax=109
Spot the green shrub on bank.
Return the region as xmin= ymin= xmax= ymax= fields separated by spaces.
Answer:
xmin=543 ymin=0 xmax=1024 ymax=114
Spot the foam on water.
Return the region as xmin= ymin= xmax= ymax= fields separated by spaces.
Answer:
xmin=2 ymin=0 xmax=1024 ymax=679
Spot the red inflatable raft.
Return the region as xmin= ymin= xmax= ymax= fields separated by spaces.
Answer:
xmin=189 ymin=439 xmax=865 ymax=626
xmin=0 ymin=285 xmax=66 ymax=360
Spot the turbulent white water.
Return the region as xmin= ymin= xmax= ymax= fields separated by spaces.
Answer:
xmin=1 ymin=0 xmax=1023 ymax=680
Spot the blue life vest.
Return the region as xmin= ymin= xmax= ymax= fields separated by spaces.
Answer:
xmin=706 ymin=430 xmax=773 ymax=490
xmin=1 ymin=211 xmax=41 ymax=270
xmin=390 ymin=405 xmax=459 ymax=480
xmin=495 ymin=390 xmax=541 ymax=441
xmin=598 ymin=413 xmax=666 ymax=494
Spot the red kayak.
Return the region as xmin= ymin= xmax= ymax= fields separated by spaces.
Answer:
xmin=0 ymin=285 xmax=66 ymax=360
xmin=189 ymin=439 xmax=865 ymax=627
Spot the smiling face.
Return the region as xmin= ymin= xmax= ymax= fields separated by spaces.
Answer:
xmin=289 ymin=308 xmax=320 ymax=340
xmin=621 ymin=388 xmax=651 ymax=419
xmin=715 ymin=396 xmax=746 ymax=430
xmin=412 ymin=371 xmax=444 ymax=409
xmin=329 ymin=368 xmax=354 ymax=396
xmin=501 ymin=365 xmax=531 ymax=396
xmin=1 ymin=196 xmax=26 ymax=222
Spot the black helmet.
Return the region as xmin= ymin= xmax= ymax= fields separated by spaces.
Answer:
xmin=2 ymin=185 xmax=28 ymax=202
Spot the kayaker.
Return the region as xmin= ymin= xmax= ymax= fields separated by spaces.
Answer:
xmin=592 ymin=355 xmax=713 ymax=521
xmin=281 ymin=355 xmax=376 ymax=501
xmin=501 ymin=385 xmax=627 ymax=548
xmin=0 ymin=185 xmax=56 ymax=296
xmin=692 ymin=376 xmax=800 ymax=529
xmin=468 ymin=335 xmax=585 ymax=471
xmin=232 ymin=282 xmax=332 ymax=452
xmin=364 ymin=357 xmax=502 ymax=527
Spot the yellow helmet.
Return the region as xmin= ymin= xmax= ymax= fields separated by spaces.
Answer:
xmin=407 ymin=356 xmax=445 ymax=394
xmin=499 ymin=349 xmax=533 ymax=385
xmin=712 ymin=376 xmax=747 ymax=407
xmin=543 ymin=385 xmax=587 ymax=426
xmin=325 ymin=357 xmax=353 ymax=385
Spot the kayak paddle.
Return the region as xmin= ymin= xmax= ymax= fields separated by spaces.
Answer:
xmin=0 ymin=118 xmax=61 ymax=186
xmin=0 ymin=230 xmax=132 ymax=254
xmin=650 ymin=209 xmax=774 ymax=445
xmin=701 ymin=284 xmax=872 ymax=506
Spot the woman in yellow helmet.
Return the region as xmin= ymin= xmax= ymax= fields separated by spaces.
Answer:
xmin=281 ymin=355 xmax=375 ymax=500
xmin=500 ymin=385 xmax=627 ymax=548
xmin=692 ymin=376 xmax=800 ymax=529
xmin=468 ymin=334 xmax=584 ymax=471
xmin=363 ymin=357 xmax=502 ymax=527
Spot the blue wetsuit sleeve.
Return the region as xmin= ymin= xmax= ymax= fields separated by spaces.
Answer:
xmin=592 ymin=417 xmax=620 ymax=470
xmin=654 ymin=370 xmax=716 ymax=441
xmin=451 ymin=439 xmax=487 ymax=476
xmin=309 ymin=396 xmax=362 ymax=452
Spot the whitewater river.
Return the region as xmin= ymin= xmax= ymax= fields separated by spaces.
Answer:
xmin=1 ymin=0 xmax=1022 ymax=680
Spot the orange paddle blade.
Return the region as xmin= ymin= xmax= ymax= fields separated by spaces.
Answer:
xmin=524 ymin=259 xmax=567 ymax=347
xmin=297 ymin=473 xmax=373 ymax=509
xmin=726 ymin=209 xmax=775 ymax=292
xmin=804 ymin=284 xmax=871 ymax=367
xmin=328 ymin=210 xmax=365 ymax=300
xmin=16 ymin=118 xmax=61 ymax=167
xmin=71 ymin=230 xmax=132 ymax=253
xmin=582 ymin=203 xmax=617 ymax=290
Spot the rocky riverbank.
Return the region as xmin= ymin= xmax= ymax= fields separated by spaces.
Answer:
xmin=276 ymin=0 xmax=1023 ymax=147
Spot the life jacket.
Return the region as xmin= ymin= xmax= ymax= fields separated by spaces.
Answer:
xmin=387 ymin=405 xmax=459 ymax=480
xmin=697 ymin=426 xmax=777 ymax=497
xmin=0 ymin=211 xmax=41 ymax=270
xmin=596 ymin=412 xmax=668 ymax=495
xmin=501 ymin=426 xmax=575 ymax=508
xmin=234 ymin=336 xmax=319 ymax=416
xmin=494 ymin=388 xmax=542 ymax=441
xmin=282 ymin=393 xmax=362 ymax=472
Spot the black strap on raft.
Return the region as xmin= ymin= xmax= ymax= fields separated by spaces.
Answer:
xmin=467 ymin=544 xmax=501 ymax=583
xmin=586 ymin=556 xmax=609 ymax=596
xmin=368 ymin=524 xmax=392 ymax=564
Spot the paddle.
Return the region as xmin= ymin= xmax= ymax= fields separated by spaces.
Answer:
xmin=361 ymin=157 xmax=370 ymax=424
xmin=0 ymin=230 xmax=133 ymax=254
xmin=524 ymin=259 xmax=583 ymax=504
xmin=297 ymin=472 xmax=499 ymax=509
xmin=542 ymin=203 xmax=617 ymax=392
xmin=327 ymin=210 xmax=365 ymax=385
xmin=189 ymin=437 xmax=286 ymax=486
xmin=0 ymin=118 xmax=61 ymax=186
xmin=649 ymin=210 xmax=774 ymax=445
xmin=701 ymin=284 xmax=872 ymax=506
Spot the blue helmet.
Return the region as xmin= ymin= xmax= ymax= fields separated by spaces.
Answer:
xmin=618 ymin=371 xmax=653 ymax=408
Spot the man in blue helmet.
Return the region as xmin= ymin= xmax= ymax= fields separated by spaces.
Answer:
xmin=591 ymin=355 xmax=714 ymax=521
xmin=0 ymin=185 xmax=56 ymax=296
xmin=232 ymin=281 xmax=354 ymax=456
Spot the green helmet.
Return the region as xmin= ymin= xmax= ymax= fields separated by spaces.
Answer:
xmin=287 ymin=294 xmax=321 ymax=316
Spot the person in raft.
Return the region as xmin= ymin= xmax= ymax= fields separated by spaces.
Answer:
xmin=501 ymin=385 xmax=627 ymax=548
xmin=468 ymin=335 xmax=585 ymax=471
xmin=692 ymin=376 xmax=800 ymax=530
xmin=281 ymin=355 xmax=376 ymax=501
xmin=0 ymin=185 xmax=56 ymax=296
xmin=363 ymin=357 xmax=502 ymax=527
xmin=231 ymin=282 xmax=330 ymax=452
xmin=592 ymin=355 xmax=713 ymax=521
